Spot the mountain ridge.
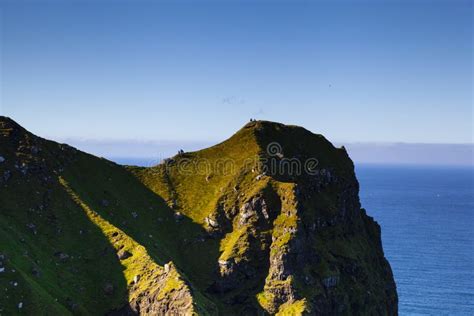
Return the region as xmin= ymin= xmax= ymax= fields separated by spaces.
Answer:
xmin=0 ymin=116 xmax=397 ymax=315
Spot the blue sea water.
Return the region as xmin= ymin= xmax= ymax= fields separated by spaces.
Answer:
xmin=356 ymin=165 xmax=474 ymax=315
xmin=112 ymin=158 xmax=474 ymax=314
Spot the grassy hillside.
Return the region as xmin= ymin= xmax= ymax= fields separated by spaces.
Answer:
xmin=0 ymin=117 xmax=216 ymax=314
xmin=0 ymin=117 xmax=397 ymax=315
xmin=131 ymin=120 xmax=397 ymax=314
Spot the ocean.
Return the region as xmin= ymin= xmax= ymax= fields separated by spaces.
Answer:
xmin=113 ymin=158 xmax=474 ymax=314
xmin=356 ymin=165 xmax=474 ymax=315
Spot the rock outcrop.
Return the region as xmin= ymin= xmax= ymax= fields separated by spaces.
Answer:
xmin=135 ymin=120 xmax=398 ymax=315
xmin=0 ymin=117 xmax=397 ymax=315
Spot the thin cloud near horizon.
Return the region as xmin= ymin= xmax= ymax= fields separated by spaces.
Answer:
xmin=60 ymin=138 xmax=473 ymax=167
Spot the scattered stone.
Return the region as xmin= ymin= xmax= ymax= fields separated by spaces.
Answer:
xmin=117 ymin=250 xmax=132 ymax=260
xmin=260 ymin=199 xmax=269 ymax=220
xmin=131 ymin=211 xmax=138 ymax=219
xmin=0 ymin=156 xmax=5 ymax=163
xmin=164 ymin=263 xmax=170 ymax=273
xmin=19 ymin=163 xmax=28 ymax=175
xmin=322 ymin=275 xmax=339 ymax=288
xmin=101 ymin=199 xmax=110 ymax=207
xmin=2 ymin=170 xmax=11 ymax=182
xmin=26 ymin=223 xmax=37 ymax=234
xmin=54 ymin=252 xmax=70 ymax=262
xmin=66 ymin=299 xmax=79 ymax=311
xmin=241 ymin=202 xmax=252 ymax=212
xmin=133 ymin=275 xmax=140 ymax=284
xmin=31 ymin=267 xmax=40 ymax=277
xmin=205 ymin=216 xmax=219 ymax=228
xmin=174 ymin=212 xmax=183 ymax=221
xmin=239 ymin=202 xmax=256 ymax=223
xmin=169 ymin=199 xmax=177 ymax=208
xmin=0 ymin=267 xmax=4 ymax=273
xmin=103 ymin=282 xmax=114 ymax=295
xmin=194 ymin=236 xmax=206 ymax=243
xmin=18 ymin=302 xmax=23 ymax=309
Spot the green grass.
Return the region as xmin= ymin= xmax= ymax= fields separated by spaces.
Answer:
xmin=132 ymin=123 xmax=262 ymax=224
xmin=276 ymin=299 xmax=306 ymax=316
xmin=59 ymin=176 xmax=177 ymax=301
xmin=0 ymin=117 xmax=396 ymax=315
xmin=219 ymin=226 xmax=250 ymax=262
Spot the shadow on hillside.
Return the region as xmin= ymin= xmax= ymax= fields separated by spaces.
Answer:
xmin=63 ymin=154 xmax=272 ymax=314
xmin=50 ymin=185 xmax=131 ymax=314
xmin=106 ymin=303 xmax=138 ymax=315
xmin=56 ymin=184 xmax=135 ymax=315
xmin=62 ymin=158 xmax=222 ymax=312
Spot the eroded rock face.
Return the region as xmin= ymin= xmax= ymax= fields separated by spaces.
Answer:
xmin=0 ymin=117 xmax=397 ymax=315
xmin=255 ymin=170 xmax=397 ymax=314
xmin=206 ymin=122 xmax=398 ymax=315
xmin=211 ymin=171 xmax=397 ymax=314
xmin=128 ymin=264 xmax=196 ymax=316
xmin=108 ymin=263 xmax=202 ymax=316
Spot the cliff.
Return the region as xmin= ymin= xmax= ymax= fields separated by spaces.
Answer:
xmin=0 ymin=117 xmax=397 ymax=315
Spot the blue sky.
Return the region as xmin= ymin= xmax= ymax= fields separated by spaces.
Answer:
xmin=0 ymin=1 xmax=472 ymax=149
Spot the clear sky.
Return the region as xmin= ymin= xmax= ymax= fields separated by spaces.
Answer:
xmin=0 ymin=0 xmax=472 ymax=146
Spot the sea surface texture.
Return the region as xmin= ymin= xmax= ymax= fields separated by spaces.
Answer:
xmin=357 ymin=165 xmax=474 ymax=315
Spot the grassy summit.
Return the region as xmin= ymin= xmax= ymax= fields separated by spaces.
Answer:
xmin=0 ymin=117 xmax=397 ymax=315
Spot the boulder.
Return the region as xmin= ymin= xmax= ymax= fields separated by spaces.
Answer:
xmin=54 ymin=251 xmax=70 ymax=262
xmin=205 ymin=216 xmax=219 ymax=228
xmin=322 ymin=275 xmax=339 ymax=288
xmin=31 ymin=267 xmax=40 ymax=277
xmin=174 ymin=212 xmax=184 ymax=221
xmin=133 ymin=275 xmax=140 ymax=284
xmin=117 ymin=250 xmax=132 ymax=260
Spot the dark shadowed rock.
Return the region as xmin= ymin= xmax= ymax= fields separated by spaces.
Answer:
xmin=117 ymin=250 xmax=132 ymax=260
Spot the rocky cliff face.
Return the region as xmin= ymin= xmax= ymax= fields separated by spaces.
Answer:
xmin=0 ymin=117 xmax=397 ymax=315
xmin=134 ymin=120 xmax=398 ymax=315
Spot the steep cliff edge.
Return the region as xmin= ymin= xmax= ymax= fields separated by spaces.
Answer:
xmin=0 ymin=117 xmax=397 ymax=315
xmin=133 ymin=120 xmax=398 ymax=314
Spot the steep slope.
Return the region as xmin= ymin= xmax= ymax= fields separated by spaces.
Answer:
xmin=0 ymin=117 xmax=397 ymax=315
xmin=132 ymin=120 xmax=398 ymax=315
xmin=0 ymin=116 xmax=216 ymax=315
